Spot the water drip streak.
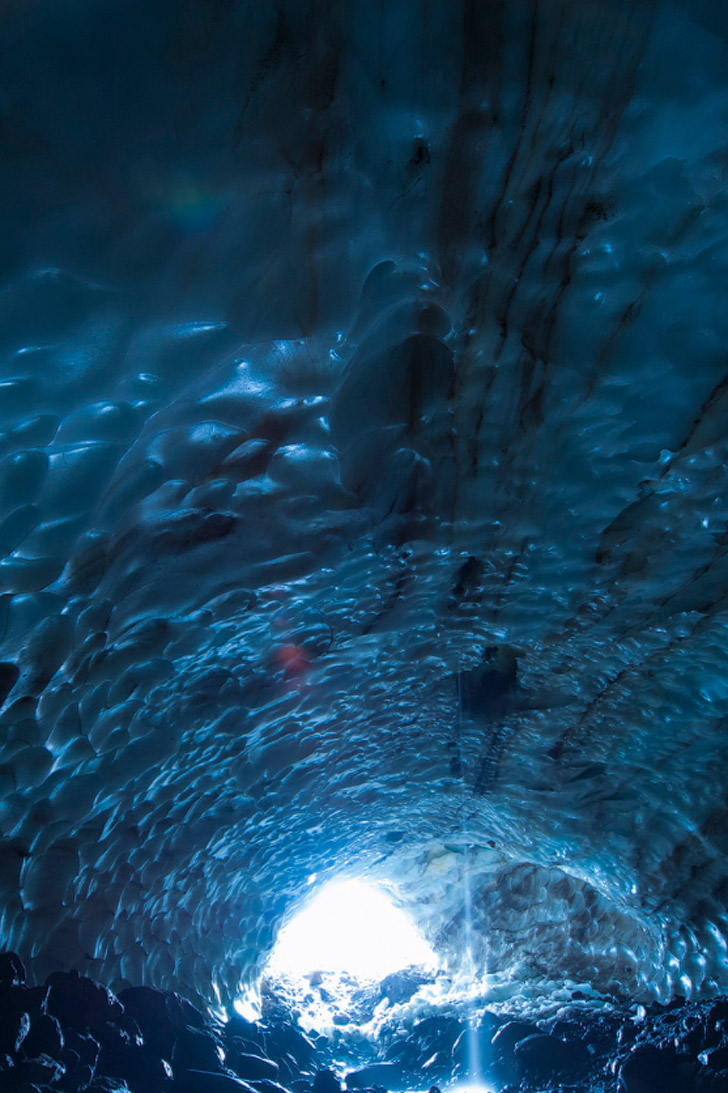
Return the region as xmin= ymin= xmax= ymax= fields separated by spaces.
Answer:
xmin=456 ymin=669 xmax=485 ymax=1087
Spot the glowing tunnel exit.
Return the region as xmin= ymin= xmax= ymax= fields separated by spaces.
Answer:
xmin=267 ymin=880 xmax=438 ymax=981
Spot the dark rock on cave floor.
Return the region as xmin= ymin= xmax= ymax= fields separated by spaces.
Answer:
xmin=2 ymin=952 xmax=728 ymax=1092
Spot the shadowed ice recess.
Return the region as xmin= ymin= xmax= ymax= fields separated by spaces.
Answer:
xmin=1 ymin=0 xmax=728 ymax=1023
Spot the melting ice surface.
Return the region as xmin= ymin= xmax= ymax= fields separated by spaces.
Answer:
xmin=3 ymin=0 xmax=728 ymax=1018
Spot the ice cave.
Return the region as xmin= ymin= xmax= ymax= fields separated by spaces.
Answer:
xmin=1 ymin=0 xmax=728 ymax=1090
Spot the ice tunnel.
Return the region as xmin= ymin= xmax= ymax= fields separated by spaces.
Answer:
xmin=2 ymin=0 xmax=728 ymax=1088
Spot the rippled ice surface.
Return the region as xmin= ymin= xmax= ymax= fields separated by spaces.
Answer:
xmin=1 ymin=0 xmax=728 ymax=1014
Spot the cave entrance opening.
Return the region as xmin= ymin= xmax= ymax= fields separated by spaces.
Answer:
xmin=246 ymin=879 xmax=439 ymax=1031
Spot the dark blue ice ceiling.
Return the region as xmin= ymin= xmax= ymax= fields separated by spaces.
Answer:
xmin=0 ymin=0 xmax=727 ymax=1012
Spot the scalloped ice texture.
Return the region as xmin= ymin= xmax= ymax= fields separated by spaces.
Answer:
xmin=1 ymin=0 xmax=728 ymax=1016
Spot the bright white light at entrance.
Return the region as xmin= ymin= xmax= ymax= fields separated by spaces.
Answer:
xmin=267 ymin=880 xmax=437 ymax=980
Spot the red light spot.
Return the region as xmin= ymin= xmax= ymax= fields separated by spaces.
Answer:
xmin=275 ymin=644 xmax=309 ymax=678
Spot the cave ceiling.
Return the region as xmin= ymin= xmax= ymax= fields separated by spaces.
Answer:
xmin=0 ymin=0 xmax=727 ymax=1012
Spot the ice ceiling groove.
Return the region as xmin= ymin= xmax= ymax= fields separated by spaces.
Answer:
xmin=0 ymin=0 xmax=728 ymax=1011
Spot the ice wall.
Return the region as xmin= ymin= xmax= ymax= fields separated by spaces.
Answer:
xmin=1 ymin=0 xmax=728 ymax=1010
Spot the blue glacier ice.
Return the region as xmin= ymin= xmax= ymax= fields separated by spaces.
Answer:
xmin=0 ymin=0 xmax=727 ymax=1018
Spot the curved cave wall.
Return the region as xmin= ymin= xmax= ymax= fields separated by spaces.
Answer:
xmin=1 ymin=0 xmax=728 ymax=1015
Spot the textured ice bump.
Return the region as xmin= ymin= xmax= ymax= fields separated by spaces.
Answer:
xmin=0 ymin=0 xmax=727 ymax=1016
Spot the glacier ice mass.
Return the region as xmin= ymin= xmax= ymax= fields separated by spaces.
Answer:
xmin=0 ymin=0 xmax=728 ymax=1016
